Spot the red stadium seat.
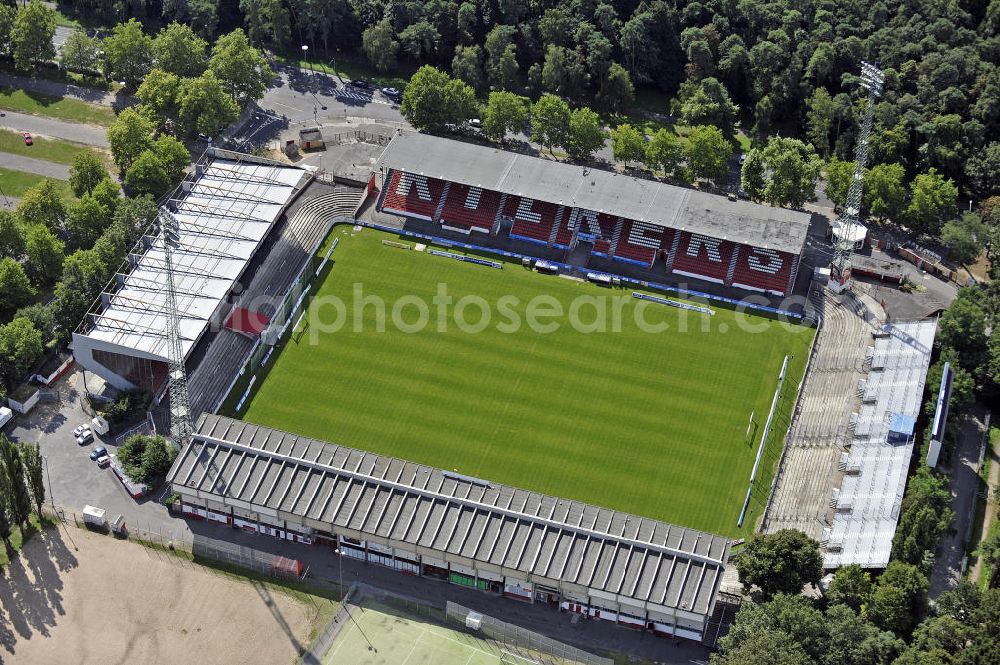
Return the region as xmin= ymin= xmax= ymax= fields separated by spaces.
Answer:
xmin=670 ymin=232 xmax=735 ymax=284
xmin=613 ymin=219 xmax=669 ymax=266
xmin=731 ymin=246 xmax=795 ymax=295
xmin=505 ymin=196 xmax=560 ymax=245
xmin=380 ymin=170 xmax=445 ymax=220
xmin=439 ymin=183 xmax=501 ymax=233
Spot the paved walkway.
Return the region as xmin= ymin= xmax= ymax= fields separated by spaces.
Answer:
xmin=0 ymin=110 xmax=109 ymax=147
xmin=931 ymin=406 xmax=988 ymax=597
xmin=970 ymin=422 xmax=999 ymax=585
xmin=0 ymin=152 xmax=70 ymax=179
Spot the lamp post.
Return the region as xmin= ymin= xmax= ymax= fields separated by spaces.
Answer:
xmin=43 ymin=455 xmax=55 ymax=512
xmin=334 ymin=546 xmax=344 ymax=598
xmin=301 ymin=44 xmax=310 ymax=90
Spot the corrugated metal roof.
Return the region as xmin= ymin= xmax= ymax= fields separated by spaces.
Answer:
xmin=375 ymin=132 xmax=810 ymax=255
xmin=170 ymin=415 xmax=730 ymax=615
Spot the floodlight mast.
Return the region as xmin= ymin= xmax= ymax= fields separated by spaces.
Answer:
xmin=160 ymin=209 xmax=194 ymax=447
xmin=830 ymin=61 xmax=884 ymax=293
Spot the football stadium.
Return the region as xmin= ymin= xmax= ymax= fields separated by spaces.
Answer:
xmin=76 ymin=137 xmax=821 ymax=641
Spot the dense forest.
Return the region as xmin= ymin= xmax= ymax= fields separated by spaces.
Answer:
xmin=64 ymin=0 xmax=1000 ymax=200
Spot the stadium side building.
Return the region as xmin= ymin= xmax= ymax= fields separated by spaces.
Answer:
xmin=169 ymin=415 xmax=731 ymax=641
xmin=370 ymin=132 xmax=810 ymax=297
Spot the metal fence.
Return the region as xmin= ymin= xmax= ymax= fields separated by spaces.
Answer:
xmin=191 ymin=533 xmax=309 ymax=581
xmin=445 ymin=601 xmax=613 ymax=665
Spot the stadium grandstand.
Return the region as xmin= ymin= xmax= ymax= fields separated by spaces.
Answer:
xmin=370 ymin=132 xmax=810 ymax=297
xmin=71 ymin=150 xmax=330 ymax=417
xmin=822 ymin=319 xmax=938 ymax=568
xmin=169 ymin=415 xmax=731 ymax=642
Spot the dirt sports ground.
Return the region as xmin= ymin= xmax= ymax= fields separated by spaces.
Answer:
xmin=0 ymin=525 xmax=334 ymax=665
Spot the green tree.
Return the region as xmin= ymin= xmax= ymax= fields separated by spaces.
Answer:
xmin=152 ymin=22 xmax=208 ymax=77
xmin=187 ymin=0 xmax=220 ymax=39
xmin=610 ymin=123 xmax=645 ymax=167
xmin=11 ymin=0 xmax=56 ymax=71
xmin=208 ymin=28 xmax=274 ymax=103
xmin=531 ymin=94 xmax=571 ymax=155
xmin=176 ymin=71 xmax=239 ymax=137
xmin=69 ymin=152 xmax=110 ymax=198
xmin=19 ymin=441 xmax=44 ymax=519
xmin=906 ymin=169 xmax=958 ymax=236
xmin=14 ymin=303 xmax=55 ymax=345
xmin=90 ymin=178 xmax=121 ymax=217
xmin=153 ymin=135 xmax=191 ymax=182
xmin=0 ymin=458 xmax=12 ymax=551
xmin=826 ymin=564 xmax=873 ymax=614
xmin=541 ymin=45 xmax=589 ymax=99
xmin=16 ymin=179 xmax=66 ymax=232
xmin=400 ymin=66 xmax=477 ymax=133
xmin=964 ymin=141 xmax=1000 ymax=199
xmin=0 ymin=210 xmax=26 ymax=259
xmin=240 ymin=0 xmax=290 ymax=52
xmin=0 ymin=434 xmax=32 ymax=527
xmin=824 ymin=157 xmax=854 ymax=209
xmin=24 ymin=223 xmax=65 ymax=286
xmin=761 ymin=137 xmax=822 ymax=208
xmin=822 ymin=603 xmax=902 ymax=665
xmin=0 ymin=258 xmax=35 ymax=313
xmin=806 ymin=87 xmax=836 ymax=156
xmin=718 ymin=594 xmax=828 ymax=662
xmin=52 ymin=248 xmax=111 ymax=337
xmin=0 ymin=317 xmax=43 ymax=388
xmin=740 ymin=149 xmax=766 ymax=200
xmin=892 ymin=466 xmax=955 ymax=567
xmin=566 ymin=107 xmax=606 ymax=162
xmin=733 ymin=529 xmax=822 ymax=600
xmin=0 ymin=5 xmax=13 ymax=60
xmin=362 ymin=20 xmax=399 ymax=73
xmin=646 ymin=129 xmax=684 ymax=178
xmin=712 ymin=628 xmax=812 ymax=665
xmin=596 ymin=62 xmax=634 ymax=113
xmin=398 ymin=20 xmax=440 ymax=60
xmin=60 ymin=29 xmax=102 ymax=73
xmin=66 ymin=196 xmax=111 ymax=250
xmin=680 ymin=78 xmax=739 ymax=137
xmin=136 ymin=69 xmax=182 ymax=125
xmin=452 ymin=45 xmax=486 ymax=92
xmin=864 ymin=163 xmax=907 ymax=221
xmin=941 ymin=213 xmax=986 ymax=265
xmin=870 ymin=561 xmax=928 ymax=636
xmin=481 ymin=90 xmax=529 ymax=144
xmin=107 ymin=107 xmax=155 ymax=172
xmin=484 ymin=25 xmax=516 ymax=88
xmin=125 ymin=151 xmax=171 ymax=197
xmin=685 ymin=125 xmax=731 ymax=185
xmin=118 ymin=435 xmax=178 ymax=484
xmin=495 ymin=45 xmax=519 ymax=91
xmin=935 ymin=288 xmax=987 ymax=374
xmin=103 ymin=18 xmax=154 ymax=88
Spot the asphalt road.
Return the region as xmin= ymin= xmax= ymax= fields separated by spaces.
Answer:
xmin=0 ymin=152 xmax=70 ymax=179
xmin=261 ymin=66 xmax=406 ymax=129
xmin=0 ymin=109 xmax=109 ymax=147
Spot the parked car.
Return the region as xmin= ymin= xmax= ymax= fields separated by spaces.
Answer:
xmin=737 ymin=189 xmax=750 ymax=200
xmin=76 ymin=430 xmax=94 ymax=446
xmin=90 ymin=445 xmax=108 ymax=461
xmin=468 ymin=118 xmax=482 ymax=128
xmin=382 ymin=87 xmax=401 ymax=100
xmin=73 ymin=423 xmax=91 ymax=438
xmin=349 ymin=79 xmax=371 ymax=89
xmin=738 ymin=153 xmax=747 ymax=164
xmin=96 ymin=455 xmax=111 ymax=468
xmin=23 ymin=132 xmax=32 ymax=145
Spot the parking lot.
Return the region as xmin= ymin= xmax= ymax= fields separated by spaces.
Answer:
xmin=6 ymin=367 xmax=191 ymax=542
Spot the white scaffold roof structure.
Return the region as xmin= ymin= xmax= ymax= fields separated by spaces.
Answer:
xmin=823 ymin=319 xmax=938 ymax=568
xmin=73 ymin=154 xmax=308 ymax=373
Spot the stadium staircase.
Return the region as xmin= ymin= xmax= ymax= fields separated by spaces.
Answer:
xmin=761 ymin=289 xmax=881 ymax=539
xmin=493 ymin=193 xmax=508 ymax=234
xmin=433 ymin=181 xmax=451 ymax=222
xmin=549 ymin=206 xmax=566 ymax=246
xmin=187 ymin=186 xmax=364 ymax=419
xmin=608 ymin=218 xmax=624 ymax=256
xmin=664 ymin=228 xmax=682 ymax=272
xmin=724 ymin=247 xmax=739 ymax=286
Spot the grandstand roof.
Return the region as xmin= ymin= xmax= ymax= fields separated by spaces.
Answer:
xmin=375 ymin=132 xmax=810 ymax=255
xmin=170 ymin=415 xmax=731 ymax=616
xmin=76 ymin=155 xmax=308 ymax=362
xmin=823 ymin=319 xmax=938 ymax=569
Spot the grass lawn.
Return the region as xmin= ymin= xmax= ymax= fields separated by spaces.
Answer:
xmin=237 ymin=228 xmax=812 ymax=537
xmin=0 ymin=167 xmax=74 ymax=198
xmin=0 ymin=514 xmax=54 ymax=568
xmin=0 ymin=86 xmax=116 ymax=126
xmin=0 ymin=127 xmax=106 ymax=165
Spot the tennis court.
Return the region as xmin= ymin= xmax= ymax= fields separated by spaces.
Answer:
xmin=323 ymin=600 xmax=586 ymax=665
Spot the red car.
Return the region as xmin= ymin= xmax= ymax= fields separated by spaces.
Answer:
xmin=22 ymin=132 xmax=32 ymax=145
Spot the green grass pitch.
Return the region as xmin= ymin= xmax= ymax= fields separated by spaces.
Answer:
xmin=238 ymin=227 xmax=814 ymax=537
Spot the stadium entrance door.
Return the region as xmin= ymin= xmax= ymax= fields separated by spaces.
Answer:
xmin=568 ymin=235 xmax=594 ymax=268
